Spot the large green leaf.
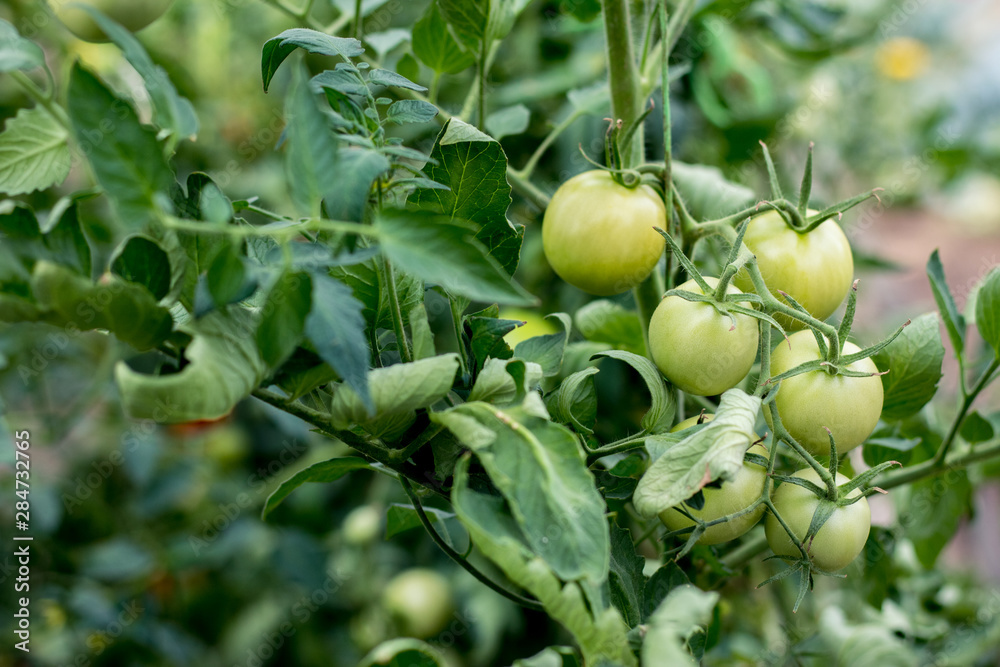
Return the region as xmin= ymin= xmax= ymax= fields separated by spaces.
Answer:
xmin=0 ymin=108 xmax=71 ymax=196
xmin=330 ymin=354 xmax=460 ymax=440
xmin=305 ymin=274 xmax=371 ymax=411
xmin=641 ymin=585 xmax=719 ymax=667
xmin=329 ymin=255 xmax=423 ymax=332
xmin=261 ymin=29 xmax=364 ymax=92
xmin=255 ymin=270 xmax=312 ymax=370
xmin=438 ymin=0 xmax=515 ymax=49
xmin=412 ymin=2 xmax=475 ymax=74
xmin=575 ymin=300 xmax=646 ymax=356
xmin=642 ymin=562 xmax=690 ymax=621
xmin=409 ymin=119 xmax=523 ymax=275
xmin=285 ymin=66 xmax=341 ymax=218
xmin=974 ymin=266 xmax=1000 ymax=359
xmin=28 ymin=260 xmax=172 ymax=351
xmin=434 ymin=395 xmax=609 ymax=583
xmin=0 ymin=19 xmax=44 ymax=72
xmin=66 ymin=63 xmax=174 ymax=230
xmin=872 ymin=312 xmax=944 ymax=420
xmin=451 ymin=458 xmax=636 ymax=667
xmin=468 ymin=357 xmax=543 ymax=405
xmin=262 ymin=457 xmax=371 ymax=519
xmin=377 ymin=210 xmax=534 ymax=306
xmin=592 ymin=350 xmax=673 ymax=433
xmin=324 ymin=148 xmax=391 ymax=222
xmin=546 ymin=367 xmax=599 ymax=434
xmin=110 ymin=235 xmax=172 ymax=301
xmin=633 ymin=389 xmax=760 ymax=518
xmin=512 ymin=313 xmax=571 ymax=377
xmin=75 ymin=5 xmax=198 ymax=139
xmin=114 ymin=308 xmax=267 ymax=421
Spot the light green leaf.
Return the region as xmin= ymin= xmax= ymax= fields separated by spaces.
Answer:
xmin=66 ymin=63 xmax=174 ymax=230
xmin=0 ymin=108 xmax=70 ymax=196
xmin=641 ymin=585 xmax=719 ymax=667
xmin=368 ymin=68 xmax=427 ymax=91
xmin=377 ymin=210 xmax=534 ymax=306
xmin=386 ymin=100 xmax=439 ymax=125
xmin=872 ymin=312 xmax=944 ymax=420
xmin=672 ymin=161 xmax=755 ymax=220
xmin=434 ymin=396 xmax=609 ymax=583
xmin=408 ymin=303 xmax=436 ymax=360
xmin=546 ymin=367 xmax=599 ymax=434
xmin=262 ymin=29 xmax=364 ymax=92
xmin=114 ymin=308 xmax=266 ymax=421
xmin=0 ymin=19 xmax=44 ymax=72
xmin=468 ymin=357 xmax=543 ymax=405
xmin=409 ymin=118 xmax=523 ymax=275
xmin=592 ymin=350 xmax=673 ymax=433
xmin=485 ymin=104 xmax=530 ymax=140
xmin=412 ymin=2 xmax=475 ymax=74
xmin=438 ymin=0 xmax=515 ymax=49
xmin=974 ymin=266 xmax=1000 ymax=358
xmin=513 ymin=313 xmax=571 ymax=377
xmin=575 ymin=300 xmax=646 ymax=356
xmin=285 ymin=66 xmax=341 ymax=218
xmin=633 ymin=389 xmax=760 ymax=518
xmin=364 ymin=29 xmax=410 ymax=59
xmin=330 ymin=354 xmax=459 ymax=440
xmin=262 ymin=457 xmax=371 ymax=519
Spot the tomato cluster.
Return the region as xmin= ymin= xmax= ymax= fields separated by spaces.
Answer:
xmin=543 ymin=171 xmax=882 ymax=571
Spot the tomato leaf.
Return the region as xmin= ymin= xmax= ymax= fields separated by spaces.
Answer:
xmin=438 ymin=0 xmax=515 ymax=49
xmin=261 ymin=457 xmax=371 ymax=520
xmin=435 ymin=395 xmax=610 ymax=583
xmin=901 ymin=470 xmax=972 ymax=569
xmin=41 ymin=199 xmax=91 ymax=277
xmin=323 ymin=148 xmax=391 ymax=222
xmin=412 ymin=2 xmax=475 ymax=74
xmin=513 ymin=313 xmax=571 ymax=377
xmin=672 ymin=161 xmax=755 ymax=220
xmin=960 ymin=411 xmax=994 ymax=444
xmin=872 ymin=312 xmax=944 ymax=420
xmin=608 ymin=518 xmax=646 ymax=628
xmin=0 ymin=19 xmax=44 ymax=72
xmin=256 ymin=270 xmax=312 ymax=370
xmin=377 ymin=210 xmax=534 ymax=306
xmin=575 ymin=300 xmax=647 ymax=356
xmin=384 ymin=504 xmax=460 ymax=547
xmin=641 ymin=585 xmax=719 ymax=667
xmin=0 ymin=108 xmax=71 ymax=196
xmin=926 ymin=250 xmax=966 ymax=360
xmin=592 ymin=350 xmax=673 ymax=434
xmin=66 ymin=63 xmax=175 ymax=231
xmin=368 ymin=68 xmax=427 ymax=92
xmin=485 ymin=104 xmax=530 ymax=140
xmin=468 ymin=357 xmax=543 ymax=406
xmin=409 ymin=118 xmax=524 ymax=276
xmin=642 ymin=561 xmax=691 ymax=622
xmin=385 ymin=100 xmax=439 ymax=125
xmin=546 ymin=367 xmax=600 ymax=434
xmin=261 ymin=29 xmax=364 ymax=92
xmin=632 ymin=389 xmax=760 ymax=518
xmin=358 ymin=638 xmax=448 ymax=667
xmin=330 ymin=354 xmax=459 ymax=440
xmin=111 ymin=236 xmax=173 ymax=302
xmin=512 ymin=648 xmax=580 ymax=667
xmin=974 ymin=266 xmax=1000 ymax=359
xmin=284 ymin=66 xmax=342 ymax=218
xmin=304 ymin=274 xmax=371 ymax=412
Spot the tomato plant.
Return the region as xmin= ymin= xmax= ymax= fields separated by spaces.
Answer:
xmin=542 ymin=170 xmax=665 ymax=296
xmin=1 ymin=0 xmax=999 ymax=665
xmin=765 ymin=468 xmax=871 ymax=572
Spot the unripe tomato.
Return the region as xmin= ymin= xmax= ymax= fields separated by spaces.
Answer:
xmin=733 ymin=209 xmax=853 ymax=329
xmin=765 ymin=467 xmax=871 ymax=571
xmin=49 ymin=0 xmax=174 ymax=42
xmin=659 ymin=415 xmax=767 ymax=545
xmin=499 ymin=308 xmax=559 ymax=347
xmin=648 ymin=277 xmax=759 ymax=396
xmin=542 ymin=170 xmax=665 ymax=296
xmin=671 ymin=413 xmax=715 ymax=432
xmin=382 ymin=569 xmax=454 ymax=639
xmin=766 ymin=330 xmax=883 ymax=456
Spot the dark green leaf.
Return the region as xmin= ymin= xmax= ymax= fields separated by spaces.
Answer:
xmin=926 ymin=250 xmax=965 ymax=359
xmin=0 ymin=19 xmax=44 ymax=72
xmin=546 ymin=367 xmax=599 ymax=434
xmin=305 ymin=274 xmax=371 ymax=411
xmin=329 ymin=255 xmax=423 ymax=333
xmin=465 ymin=313 xmax=516 ymax=373
xmin=903 ymin=470 xmax=972 ymax=569
xmin=0 ymin=108 xmax=71 ymax=196
xmin=960 ymin=411 xmax=994 ymax=444
xmin=368 ymin=68 xmax=427 ymax=91
xmin=860 ymin=527 xmax=896 ymax=608
xmin=203 ymin=242 xmax=256 ymax=313
xmin=262 ymin=29 xmax=364 ymax=92
xmin=412 ymin=2 xmax=475 ymax=74
xmin=324 ymin=148 xmax=390 ymax=222
xmin=358 ymin=638 xmax=448 ymax=667
xmin=384 ymin=504 xmax=457 ymax=545
xmin=42 ymin=200 xmax=91 ymax=277
xmin=386 ymin=100 xmax=439 ymax=125
xmin=862 ymin=436 xmax=920 ymax=467
xmin=199 ymin=183 xmax=233 ymax=224
xmin=642 ymin=562 xmax=691 ymax=622
xmin=560 ymin=0 xmax=600 ymax=22
xmin=593 ymin=350 xmax=673 ymax=434
xmin=377 ymin=210 xmax=534 ymax=306
xmin=409 ymin=118 xmax=523 ymax=275
xmin=438 ymin=0 xmax=514 ymax=49
xmin=256 ymin=270 xmax=312 ymax=369
xmin=262 ymin=457 xmax=371 ymax=519
xmin=285 ymin=66 xmax=341 ymax=218
xmin=974 ymin=267 xmax=1000 ymax=358
xmin=66 ymin=64 xmax=174 ymax=230
xmin=872 ymin=312 xmax=944 ymax=420
xmin=608 ymin=518 xmax=646 ymax=628
xmin=311 ymin=68 xmax=368 ymax=97
xmin=111 ymin=236 xmax=172 ymax=301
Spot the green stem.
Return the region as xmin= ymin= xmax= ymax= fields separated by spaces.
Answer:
xmin=162 ymin=215 xmax=376 ymax=240
xmin=882 ymin=436 xmax=1000 ymax=490
xmin=602 ymin=0 xmax=643 ymax=168
xmin=9 ymin=70 xmax=71 ymax=131
xmin=516 ymin=108 xmax=586 ymax=180
xmin=382 ymin=255 xmax=412 ymax=363
xmin=354 ymin=0 xmax=363 ymax=39
xmin=389 ymin=424 xmax=444 ymax=464
xmin=506 ymin=168 xmax=551 ymax=210
xmin=449 ymin=297 xmax=470 ymax=379
xmin=477 ymin=39 xmax=488 ymax=129
xmin=427 ymin=71 xmax=442 ymax=105
xmin=931 ymin=357 xmax=1000 ymax=466
xmin=586 ymin=432 xmax=649 ymax=464
xmin=400 ymin=478 xmax=545 ymax=611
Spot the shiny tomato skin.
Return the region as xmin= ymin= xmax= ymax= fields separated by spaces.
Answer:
xmin=765 ymin=468 xmax=871 ymax=572
xmin=766 ymin=330 xmax=883 ymax=456
xmin=542 ymin=170 xmax=665 ymax=296
xmin=733 ymin=209 xmax=854 ymax=329
xmin=648 ymin=277 xmax=759 ymax=396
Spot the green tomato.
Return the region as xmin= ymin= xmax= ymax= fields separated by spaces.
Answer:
xmin=671 ymin=412 xmax=715 ymax=432
xmin=733 ymin=209 xmax=853 ymax=329
xmin=542 ymin=170 xmax=665 ymax=296
xmin=648 ymin=277 xmax=760 ymax=396
xmin=659 ymin=435 xmax=768 ymax=545
xmin=499 ymin=308 xmax=559 ymax=347
xmin=766 ymin=330 xmax=883 ymax=456
xmin=49 ymin=0 xmax=174 ymax=42
xmin=382 ymin=569 xmax=454 ymax=639
xmin=765 ymin=468 xmax=871 ymax=571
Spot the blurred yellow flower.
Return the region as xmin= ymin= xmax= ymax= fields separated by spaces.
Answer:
xmin=875 ymin=37 xmax=931 ymax=81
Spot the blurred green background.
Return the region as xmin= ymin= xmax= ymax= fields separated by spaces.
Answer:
xmin=1 ymin=0 xmax=999 ymax=665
